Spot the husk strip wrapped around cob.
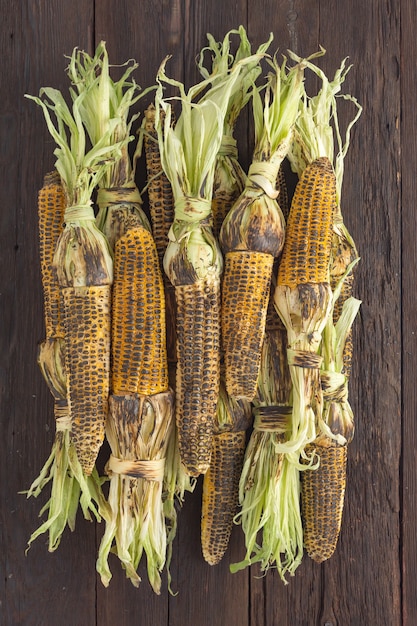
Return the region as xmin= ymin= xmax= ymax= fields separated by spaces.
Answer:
xmin=66 ymin=41 xmax=153 ymax=250
xmin=97 ymin=226 xmax=174 ymax=593
xmin=219 ymin=55 xmax=306 ymax=401
xmin=285 ymin=53 xmax=362 ymax=562
xmin=201 ymin=381 xmax=252 ymax=565
xmin=24 ymin=172 xmax=107 ymax=551
xmin=155 ymin=53 xmax=263 ymax=476
xmin=197 ymin=26 xmax=273 ymax=238
xmin=27 ymin=46 xmax=127 ymax=475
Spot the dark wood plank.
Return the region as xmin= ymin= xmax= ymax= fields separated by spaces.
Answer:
xmin=317 ymin=2 xmax=401 ymax=624
xmin=0 ymin=1 xmax=98 ymax=624
xmin=400 ymin=1 xmax=417 ymax=624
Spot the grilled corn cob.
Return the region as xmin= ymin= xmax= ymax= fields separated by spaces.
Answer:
xmin=284 ymin=52 xmax=362 ymax=564
xmin=274 ymin=156 xmax=335 ymax=452
xmin=111 ymin=226 xmax=168 ymax=396
xmin=155 ymin=55 xmax=261 ymax=475
xmin=25 ymin=172 xmax=106 ymax=551
xmin=220 ymin=56 xmax=305 ymax=400
xmin=201 ymin=383 xmax=252 ymax=565
xmin=143 ymin=103 xmax=175 ymax=266
xmin=301 ymin=438 xmax=347 ymax=562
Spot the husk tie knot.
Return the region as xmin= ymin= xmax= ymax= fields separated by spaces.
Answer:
xmin=287 ymin=348 xmax=323 ymax=370
xmin=64 ymin=203 xmax=95 ymax=222
xmin=247 ymin=161 xmax=280 ymax=199
xmin=106 ymin=455 xmax=165 ymax=481
xmin=253 ymin=405 xmax=292 ymax=432
xmin=96 ymin=183 xmax=142 ymax=207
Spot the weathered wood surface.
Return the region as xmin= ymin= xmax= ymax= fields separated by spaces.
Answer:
xmin=0 ymin=0 xmax=406 ymax=624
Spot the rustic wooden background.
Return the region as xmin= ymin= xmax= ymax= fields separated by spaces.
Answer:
xmin=0 ymin=0 xmax=409 ymax=624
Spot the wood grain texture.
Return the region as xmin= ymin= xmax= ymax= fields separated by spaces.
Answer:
xmin=400 ymin=1 xmax=417 ymax=625
xmin=0 ymin=0 xmax=410 ymax=624
xmin=0 ymin=1 xmax=97 ymax=624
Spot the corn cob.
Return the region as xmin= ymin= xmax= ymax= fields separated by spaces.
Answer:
xmin=25 ymin=172 xmax=106 ymax=551
xmin=155 ymin=56 xmax=260 ymax=475
xmin=219 ymin=57 xmax=305 ymax=400
xmin=301 ymin=438 xmax=347 ymax=562
xmin=37 ymin=171 xmax=66 ymax=339
xmin=202 ymin=430 xmax=246 ymax=565
xmin=98 ymin=224 xmax=176 ymax=592
xmin=143 ymin=103 xmax=175 ymax=266
xmin=111 ymin=226 xmax=168 ymax=396
xmin=174 ymin=272 xmax=221 ymax=476
xmin=283 ymin=53 xmax=362 ymax=564
xmin=201 ymin=383 xmax=252 ymax=565
xmin=274 ymin=156 xmax=335 ymax=452
xmin=221 ymin=249 xmax=275 ymax=397
xmin=62 ymin=284 xmax=111 ymax=474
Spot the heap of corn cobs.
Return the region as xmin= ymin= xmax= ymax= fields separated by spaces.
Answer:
xmin=25 ymin=29 xmax=362 ymax=592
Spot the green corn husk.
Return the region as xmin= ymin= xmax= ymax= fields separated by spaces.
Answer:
xmin=97 ymin=391 xmax=175 ymax=593
xmin=24 ymin=337 xmax=108 ymax=552
xmin=231 ymin=326 xmax=316 ymax=581
xmin=67 ymin=41 xmax=153 ymax=249
xmin=197 ymin=26 xmax=272 ymax=237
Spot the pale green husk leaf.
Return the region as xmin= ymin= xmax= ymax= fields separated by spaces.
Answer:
xmin=24 ymin=429 xmax=107 ymax=552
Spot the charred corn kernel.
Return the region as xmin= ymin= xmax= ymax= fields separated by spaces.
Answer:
xmin=175 ymin=275 xmax=220 ymax=476
xmin=202 ymin=430 xmax=246 ymax=565
xmin=144 ymin=104 xmax=175 ymax=267
xmin=111 ymin=226 xmax=168 ymax=396
xmin=301 ymin=439 xmax=347 ymax=562
xmin=222 ymin=250 xmax=274 ymax=400
xmin=278 ymin=157 xmax=336 ymax=288
xmin=38 ymin=171 xmax=66 ymax=339
xmin=276 ymin=164 xmax=289 ymax=222
xmin=63 ymin=285 xmax=111 ymax=475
